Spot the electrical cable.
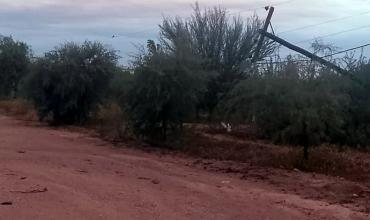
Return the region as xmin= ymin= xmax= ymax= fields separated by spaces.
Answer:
xmin=278 ymin=10 xmax=370 ymax=34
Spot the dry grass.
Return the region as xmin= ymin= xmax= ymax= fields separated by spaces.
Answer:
xmin=90 ymin=102 xmax=132 ymax=141
xmin=0 ymin=99 xmax=132 ymax=141
xmin=177 ymin=130 xmax=370 ymax=183
xmin=0 ymin=99 xmax=37 ymax=121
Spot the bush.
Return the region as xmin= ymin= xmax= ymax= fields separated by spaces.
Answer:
xmin=127 ymin=40 xmax=198 ymax=141
xmin=25 ymin=41 xmax=118 ymax=125
xmin=106 ymin=68 xmax=134 ymax=103
xmin=0 ymin=98 xmax=37 ymax=121
xmin=92 ymin=101 xmax=130 ymax=140
xmin=223 ymin=74 xmax=348 ymax=159
xmin=344 ymin=63 xmax=370 ymax=147
xmin=128 ymin=66 xmax=196 ymax=141
xmin=0 ymin=36 xmax=31 ymax=98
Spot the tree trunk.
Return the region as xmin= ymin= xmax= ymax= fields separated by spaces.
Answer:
xmin=162 ymin=119 xmax=167 ymax=141
xmin=303 ymin=143 xmax=309 ymax=160
xmin=303 ymin=122 xmax=309 ymax=160
xmin=195 ymin=107 xmax=200 ymax=121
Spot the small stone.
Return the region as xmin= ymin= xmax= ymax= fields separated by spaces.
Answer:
xmin=152 ymin=179 xmax=160 ymax=185
xmin=77 ymin=170 xmax=88 ymax=173
xmin=137 ymin=177 xmax=151 ymax=180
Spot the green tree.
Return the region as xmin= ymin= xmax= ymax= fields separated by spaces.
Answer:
xmin=0 ymin=36 xmax=31 ymax=98
xmin=26 ymin=41 xmax=118 ymax=124
xmin=160 ymin=3 xmax=275 ymax=118
xmin=224 ymin=73 xmax=347 ymax=159
xmin=128 ymin=40 xmax=198 ymax=140
xmin=344 ymin=62 xmax=370 ymax=147
xmin=106 ymin=68 xmax=134 ymax=104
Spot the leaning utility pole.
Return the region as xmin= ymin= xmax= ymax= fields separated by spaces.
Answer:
xmin=261 ymin=31 xmax=347 ymax=75
xmin=252 ymin=6 xmax=275 ymax=63
xmin=253 ymin=7 xmax=347 ymax=75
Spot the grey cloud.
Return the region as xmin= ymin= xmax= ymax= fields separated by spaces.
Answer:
xmin=0 ymin=0 xmax=368 ymax=63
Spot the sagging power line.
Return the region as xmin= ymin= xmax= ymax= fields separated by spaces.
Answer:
xmin=322 ymin=43 xmax=370 ymax=58
xmin=257 ymin=43 xmax=370 ymax=65
xmin=295 ymin=24 xmax=370 ymax=44
xmin=238 ymin=0 xmax=297 ymax=13
xmin=278 ymin=10 xmax=370 ymax=35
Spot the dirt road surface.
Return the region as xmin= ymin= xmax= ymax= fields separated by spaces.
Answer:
xmin=0 ymin=115 xmax=368 ymax=220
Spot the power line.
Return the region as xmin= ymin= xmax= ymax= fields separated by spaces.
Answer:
xmin=295 ymin=24 xmax=370 ymax=44
xmin=278 ymin=10 xmax=370 ymax=34
xmin=322 ymin=43 xmax=370 ymax=58
xmin=238 ymin=0 xmax=297 ymax=13
xmin=257 ymin=43 xmax=370 ymax=65
xmin=272 ymin=0 xmax=297 ymax=7
xmin=256 ymin=59 xmax=310 ymax=65
xmin=270 ymin=22 xmax=276 ymax=35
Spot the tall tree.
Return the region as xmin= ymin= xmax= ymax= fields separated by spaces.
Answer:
xmin=160 ymin=3 xmax=275 ymax=117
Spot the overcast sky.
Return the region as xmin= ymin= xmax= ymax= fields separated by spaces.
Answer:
xmin=1 ymin=0 xmax=369 ymax=64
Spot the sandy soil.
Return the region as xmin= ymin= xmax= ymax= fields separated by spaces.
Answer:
xmin=0 ymin=115 xmax=369 ymax=220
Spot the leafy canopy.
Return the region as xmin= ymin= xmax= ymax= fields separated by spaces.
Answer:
xmin=159 ymin=3 xmax=276 ymax=116
xmin=0 ymin=36 xmax=31 ymax=98
xmin=127 ymin=40 xmax=198 ymax=140
xmin=26 ymin=41 xmax=118 ymax=124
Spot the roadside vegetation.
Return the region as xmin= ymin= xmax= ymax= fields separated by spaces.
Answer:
xmin=0 ymin=4 xmax=370 ymax=181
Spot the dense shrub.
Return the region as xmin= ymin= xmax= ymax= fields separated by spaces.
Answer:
xmin=93 ymin=101 xmax=130 ymax=140
xmin=0 ymin=36 xmax=31 ymax=98
xmin=223 ymin=73 xmax=349 ymax=159
xmin=344 ymin=63 xmax=370 ymax=146
xmin=106 ymin=69 xmax=134 ymax=104
xmin=127 ymin=41 xmax=198 ymax=141
xmin=25 ymin=41 xmax=118 ymax=125
xmin=93 ymin=69 xmax=134 ymax=140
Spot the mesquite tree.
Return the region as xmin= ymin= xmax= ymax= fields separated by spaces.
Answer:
xmin=26 ymin=41 xmax=118 ymax=124
xmin=159 ymin=3 xmax=276 ymax=117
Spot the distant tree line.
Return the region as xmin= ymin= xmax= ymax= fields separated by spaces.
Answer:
xmin=0 ymin=4 xmax=370 ymax=159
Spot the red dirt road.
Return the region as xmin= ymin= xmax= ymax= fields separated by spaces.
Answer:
xmin=0 ymin=116 xmax=368 ymax=220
